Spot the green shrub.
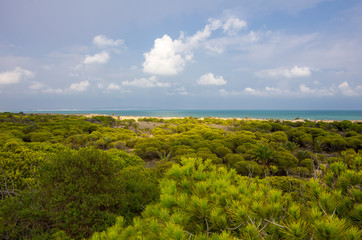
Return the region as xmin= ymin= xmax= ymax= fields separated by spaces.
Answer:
xmin=233 ymin=160 xmax=263 ymax=177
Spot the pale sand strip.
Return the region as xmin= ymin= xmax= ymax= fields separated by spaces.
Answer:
xmin=82 ymin=114 xmax=361 ymax=123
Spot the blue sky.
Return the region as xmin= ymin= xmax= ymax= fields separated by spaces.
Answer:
xmin=0 ymin=0 xmax=361 ymax=111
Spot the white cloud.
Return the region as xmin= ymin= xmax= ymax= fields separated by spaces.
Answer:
xmin=197 ymin=73 xmax=227 ymax=85
xmin=255 ymin=66 xmax=311 ymax=79
xmin=175 ymin=87 xmax=188 ymax=95
xmin=97 ymin=82 xmax=130 ymax=93
xmin=248 ymin=31 xmax=259 ymax=42
xmin=42 ymin=88 xmax=63 ymax=94
xmin=299 ymin=84 xmax=313 ymax=93
xmin=219 ymin=89 xmax=242 ymax=96
xmin=143 ymin=35 xmax=186 ymax=75
xmin=243 ymin=85 xmax=334 ymax=97
xmin=289 ymin=66 xmax=312 ymax=77
xmin=70 ymin=80 xmax=89 ymax=92
xmin=222 ymin=81 xmax=361 ymax=98
xmin=107 ymin=83 xmax=121 ymax=90
xmin=245 ymin=86 xmax=285 ymax=96
xmin=244 ymin=87 xmax=260 ymax=95
xmin=122 ymin=76 xmax=170 ymax=88
xmin=0 ymin=67 xmax=35 ymax=85
xmin=204 ymin=43 xmax=224 ymax=55
xmin=203 ymin=30 xmax=260 ymax=55
xmin=299 ymin=84 xmax=335 ymax=96
xmin=83 ymin=51 xmax=110 ymax=64
xmin=265 ymin=86 xmax=282 ymax=93
xmin=223 ymin=17 xmax=247 ymax=35
xmin=219 ymin=87 xmax=274 ymax=96
xmin=93 ymin=35 xmax=124 ymax=47
xmin=143 ymin=17 xmax=247 ymax=75
xmin=338 ymin=81 xmax=362 ymax=96
xmin=186 ymin=18 xmax=222 ymax=48
xmin=29 ymin=81 xmax=44 ymax=90
xmin=220 ymin=87 xmax=284 ymax=97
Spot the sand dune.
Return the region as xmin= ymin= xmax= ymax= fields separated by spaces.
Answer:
xmin=82 ymin=114 xmax=361 ymax=123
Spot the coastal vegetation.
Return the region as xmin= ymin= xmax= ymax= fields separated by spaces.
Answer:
xmin=0 ymin=112 xmax=361 ymax=239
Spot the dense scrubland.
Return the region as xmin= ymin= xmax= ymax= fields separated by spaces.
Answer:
xmin=0 ymin=112 xmax=361 ymax=239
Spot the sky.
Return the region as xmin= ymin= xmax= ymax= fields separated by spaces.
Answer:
xmin=0 ymin=0 xmax=362 ymax=111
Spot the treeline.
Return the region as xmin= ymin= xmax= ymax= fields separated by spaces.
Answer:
xmin=0 ymin=113 xmax=361 ymax=239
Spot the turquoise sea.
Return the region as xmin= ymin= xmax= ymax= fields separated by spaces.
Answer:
xmin=17 ymin=110 xmax=362 ymax=121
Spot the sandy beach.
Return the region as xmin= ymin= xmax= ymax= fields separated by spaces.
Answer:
xmin=81 ymin=114 xmax=361 ymax=123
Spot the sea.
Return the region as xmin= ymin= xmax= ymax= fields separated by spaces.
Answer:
xmin=13 ymin=109 xmax=362 ymax=121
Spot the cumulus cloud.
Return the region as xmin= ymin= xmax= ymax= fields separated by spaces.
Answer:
xmin=219 ymin=89 xmax=242 ymax=96
xmin=299 ymin=84 xmax=314 ymax=94
xmin=175 ymin=87 xmax=188 ymax=95
xmin=299 ymin=84 xmax=335 ymax=96
xmin=107 ymin=83 xmax=121 ymax=90
xmin=265 ymin=86 xmax=283 ymax=93
xmin=255 ymin=66 xmax=311 ymax=79
xmin=220 ymin=87 xmax=289 ymax=97
xmin=93 ymin=35 xmax=124 ymax=47
xmin=42 ymin=88 xmax=63 ymax=94
xmin=143 ymin=35 xmax=186 ymax=75
xmin=187 ymin=18 xmax=222 ymax=48
xmin=244 ymin=87 xmax=260 ymax=95
xmin=242 ymin=85 xmax=335 ymax=97
xmin=97 ymin=82 xmax=130 ymax=93
xmin=70 ymin=80 xmax=89 ymax=92
xmin=122 ymin=76 xmax=170 ymax=88
xmin=223 ymin=17 xmax=247 ymax=35
xmin=39 ymin=81 xmax=89 ymax=94
xmin=338 ymin=81 xmax=362 ymax=96
xmin=29 ymin=81 xmax=45 ymax=90
xmin=0 ymin=67 xmax=35 ymax=85
xmin=203 ymin=30 xmax=259 ymax=55
xmin=197 ymin=73 xmax=226 ymax=85
xmin=288 ymin=66 xmax=312 ymax=77
xmin=83 ymin=51 xmax=110 ymax=64
xmin=220 ymin=87 xmax=271 ymax=96
xmin=219 ymin=78 xmax=361 ymax=98
xmin=143 ymin=17 xmax=247 ymax=75
xmin=220 ymin=82 xmax=361 ymax=97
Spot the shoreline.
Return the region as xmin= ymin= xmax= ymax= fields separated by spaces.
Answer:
xmin=3 ymin=110 xmax=361 ymax=122
xmin=5 ymin=112 xmax=361 ymax=122
xmin=81 ymin=114 xmax=362 ymax=123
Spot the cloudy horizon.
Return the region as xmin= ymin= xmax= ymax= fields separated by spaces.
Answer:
xmin=1 ymin=0 xmax=362 ymax=111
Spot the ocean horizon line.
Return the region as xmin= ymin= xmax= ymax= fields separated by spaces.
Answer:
xmin=1 ymin=108 xmax=362 ymax=112
xmin=2 ymin=109 xmax=361 ymax=121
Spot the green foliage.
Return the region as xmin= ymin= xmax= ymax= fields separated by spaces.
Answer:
xmin=91 ymin=116 xmax=116 ymax=127
xmin=213 ymin=146 xmax=232 ymax=159
xmin=223 ymin=153 xmax=244 ymax=167
xmin=91 ymin=158 xmax=361 ymax=239
xmin=0 ymin=146 xmax=159 ymax=239
xmin=0 ymin=113 xmax=361 ymax=239
xmin=268 ymin=131 xmax=288 ymax=143
xmin=233 ymin=160 xmax=263 ymax=177
xmin=116 ymin=165 xmax=160 ymax=223
xmin=317 ymin=133 xmax=348 ymax=152
xmin=0 ymin=190 xmax=51 ymax=240
xmin=312 ymin=216 xmax=349 ymax=240
xmin=38 ymin=148 xmax=127 ymax=238
xmin=0 ymin=145 xmax=54 ymax=193
xmin=274 ymin=150 xmax=299 ymax=174
xmin=251 ymin=145 xmax=274 ymax=166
